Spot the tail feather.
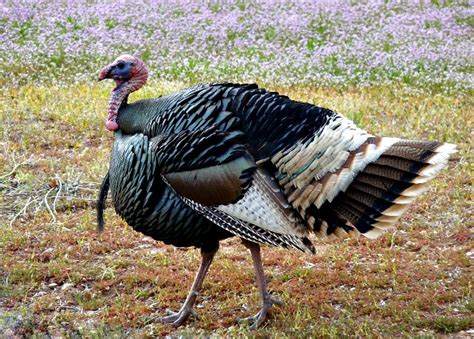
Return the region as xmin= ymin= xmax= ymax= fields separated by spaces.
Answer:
xmin=388 ymin=140 xmax=441 ymax=150
xmin=344 ymin=189 xmax=395 ymax=213
xmin=383 ymin=145 xmax=435 ymax=162
xmin=310 ymin=140 xmax=456 ymax=239
xmin=362 ymin=164 xmax=419 ymax=182
xmin=353 ymin=172 xmax=412 ymax=195
xmin=374 ymin=155 xmax=425 ymax=173
xmin=427 ymin=143 xmax=457 ymax=164
xmin=349 ymin=181 xmax=402 ymax=203
xmin=338 ymin=198 xmax=396 ymax=230
xmin=333 ymin=204 xmax=381 ymax=229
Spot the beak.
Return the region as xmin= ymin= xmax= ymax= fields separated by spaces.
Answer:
xmin=98 ymin=64 xmax=112 ymax=81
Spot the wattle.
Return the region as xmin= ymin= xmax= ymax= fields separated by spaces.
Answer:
xmin=106 ymin=119 xmax=119 ymax=131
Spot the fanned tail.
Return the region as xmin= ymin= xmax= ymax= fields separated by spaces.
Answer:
xmin=313 ymin=140 xmax=457 ymax=239
xmin=237 ymin=89 xmax=458 ymax=241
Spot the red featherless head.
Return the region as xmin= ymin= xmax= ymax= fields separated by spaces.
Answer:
xmin=99 ymin=54 xmax=148 ymax=131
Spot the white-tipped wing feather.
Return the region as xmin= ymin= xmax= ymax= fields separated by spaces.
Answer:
xmin=217 ymin=169 xmax=309 ymax=237
xmin=273 ymin=116 xmax=370 ymax=190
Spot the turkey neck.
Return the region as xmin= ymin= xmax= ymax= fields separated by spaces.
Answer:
xmin=116 ymin=100 xmax=153 ymax=134
xmin=106 ymin=65 xmax=148 ymax=132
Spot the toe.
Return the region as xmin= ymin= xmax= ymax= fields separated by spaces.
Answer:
xmin=172 ymin=315 xmax=188 ymax=327
xmin=269 ymin=297 xmax=284 ymax=306
xmin=159 ymin=314 xmax=179 ymax=323
xmin=238 ymin=309 xmax=268 ymax=329
xmin=237 ymin=315 xmax=257 ymax=324
xmin=160 ymin=308 xmax=196 ymax=326
xmin=165 ymin=309 xmax=179 ymax=316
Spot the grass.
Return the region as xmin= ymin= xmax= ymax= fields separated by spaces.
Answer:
xmin=0 ymin=82 xmax=472 ymax=337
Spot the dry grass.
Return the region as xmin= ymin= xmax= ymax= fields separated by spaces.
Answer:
xmin=0 ymin=83 xmax=472 ymax=337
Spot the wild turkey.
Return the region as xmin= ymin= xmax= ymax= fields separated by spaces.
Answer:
xmin=97 ymin=54 xmax=456 ymax=328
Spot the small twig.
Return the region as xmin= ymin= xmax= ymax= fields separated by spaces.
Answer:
xmin=0 ymin=160 xmax=30 ymax=180
xmin=5 ymin=177 xmax=105 ymax=225
xmin=52 ymin=174 xmax=63 ymax=216
xmin=390 ymin=230 xmax=399 ymax=249
xmin=57 ymin=305 xmax=83 ymax=312
xmin=9 ymin=196 xmax=34 ymax=227
xmin=76 ymin=187 xmax=101 ymax=192
xmin=43 ymin=187 xmax=57 ymax=223
xmin=5 ymin=188 xmax=49 ymax=197
xmin=55 ymin=195 xmax=98 ymax=202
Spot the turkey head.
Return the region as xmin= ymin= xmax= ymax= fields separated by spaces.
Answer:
xmin=99 ymin=54 xmax=148 ymax=131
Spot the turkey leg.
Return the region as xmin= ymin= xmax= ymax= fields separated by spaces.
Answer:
xmin=159 ymin=248 xmax=216 ymax=327
xmin=240 ymin=240 xmax=283 ymax=329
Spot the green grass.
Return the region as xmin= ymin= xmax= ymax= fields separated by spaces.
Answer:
xmin=0 ymin=82 xmax=472 ymax=337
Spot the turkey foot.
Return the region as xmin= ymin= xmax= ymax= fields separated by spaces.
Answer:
xmin=239 ymin=294 xmax=283 ymax=329
xmin=159 ymin=306 xmax=198 ymax=326
xmin=159 ymin=248 xmax=216 ymax=327
xmin=241 ymin=240 xmax=282 ymax=329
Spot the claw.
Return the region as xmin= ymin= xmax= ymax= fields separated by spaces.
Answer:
xmin=239 ymin=309 xmax=267 ymax=330
xmin=270 ymin=297 xmax=284 ymax=306
xmin=159 ymin=308 xmax=198 ymax=327
xmin=238 ymin=296 xmax=283 ymax=329
xmin=163 ymin=308 xmax=199 ymax=319
xmin=238 ymin=314 xmax=258 ymax=324
xmin=164 ymin=308 xmax=180 ymax=317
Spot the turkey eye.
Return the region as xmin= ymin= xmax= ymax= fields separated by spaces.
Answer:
xmin=117 ymin=62 xmax=125 ymax=69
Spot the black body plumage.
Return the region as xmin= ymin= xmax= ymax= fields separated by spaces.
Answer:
xmin=102 ymin=83 xmax=331 ymax=250
xmin=107 ymin=132 xmax=231 ymax=250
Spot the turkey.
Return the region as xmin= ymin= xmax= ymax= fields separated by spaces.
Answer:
xmin=96 ymin=54 xmax=456 ymax=328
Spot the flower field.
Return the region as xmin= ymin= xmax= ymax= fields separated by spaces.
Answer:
xmin=1 ymin=1 xmax=473 ymax=89
xmin=0 ymin=1 xmax=472 ymax=337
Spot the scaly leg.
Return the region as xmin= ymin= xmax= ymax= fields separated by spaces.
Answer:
xmin=159 ymin=248 xmax=216 ymax=327
xmin=240 ymin=240 xmax=283 ymax=329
